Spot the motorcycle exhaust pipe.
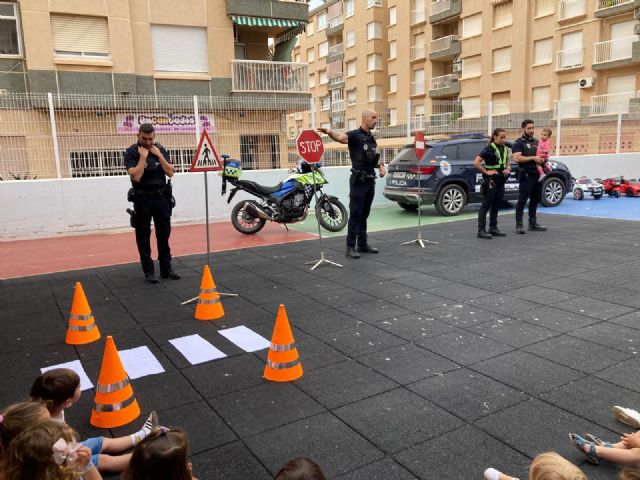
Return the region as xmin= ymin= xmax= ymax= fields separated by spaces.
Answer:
xmin=245 ymin=202 xmax=275 ymax=221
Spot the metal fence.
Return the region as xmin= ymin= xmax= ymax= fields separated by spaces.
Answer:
xmin=0 ymin=93 xmax=639 ymax=180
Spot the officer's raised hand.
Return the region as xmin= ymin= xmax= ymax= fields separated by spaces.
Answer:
xmin=149 ymin=144 xmax=162 ymax=157
xmin=138 ymin=145 xmax=148 ymax=158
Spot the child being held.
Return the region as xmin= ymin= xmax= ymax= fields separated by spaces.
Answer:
xmin=536 ymin=127 xmax=553 ymax=182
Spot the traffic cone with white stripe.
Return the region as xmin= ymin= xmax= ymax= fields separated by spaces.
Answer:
xmin=195 ymin=265 xmax=224 ymax=321
xmin=90 ymin=336 xmax=140 ymax=428
xmin=263 ymin=304 xmax=303 ymax=382
xmin=65 ymin=282 xmax=101 ymax=345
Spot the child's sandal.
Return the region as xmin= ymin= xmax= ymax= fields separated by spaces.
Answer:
xmin=569 ymin=433 xmax=600 ymax=465
xmin=585 ymin=433 xmax=612 ymax=448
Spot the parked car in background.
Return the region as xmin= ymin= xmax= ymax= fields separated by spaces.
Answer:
xmin=572 ymin=177 xmax=604 ymax=200
xmin=383 ymin=135 xmax=573 ymax=216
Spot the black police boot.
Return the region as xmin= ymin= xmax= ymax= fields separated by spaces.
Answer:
xmin=489 ymin=227 xmax=506 ymax=237
xmin=145 ymin=273 xmax=159 ymax=284
xmin=160 ymin=269 xmax=181 ymax=280
xmin=357 ymin=244 xmax=379 ymax=254
xmin=515 ymin=223 xmax=526 ymax=234
xmin=528 ymin=219 xmax=548 ymax=231
xmin=345 ymin=246 xmax=361 ymax=259
xmin=477 ymin=229 xmax=492 ymax=240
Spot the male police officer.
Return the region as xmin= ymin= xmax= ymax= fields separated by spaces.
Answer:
xmin=318 ymin=110 xmax=385 ymax=258
xmin=513 ymin=119 xmax=547 ymax=234
xmin=125 ymin=123 xmax=180 ymax=283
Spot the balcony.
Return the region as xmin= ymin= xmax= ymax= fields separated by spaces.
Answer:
xmin=430 ymin=112 xmax=452 ymax=127
xmin=327 ymin=14 xmax=344 ymax=35
xmin=411 ymin=44 xmax=426 ymax=61
xmin=595 ymin=0 xmax=634 ymax=17
xmin=366 ymin=0 xmax=383 ymax=7
xmin=320 ymin=99 xmax=330 ymax=111
xmin=410 ymin=115 xmax=426 ymax=130
xmin=429 ymin=74 xmax=460 ymax=98
xmin=557 ymin=0 xmax=587 ymax=21
xmin=226 ymin=0 xmax=309 ymax=24
xmin=556 ymin=47 xmax=584 ymax=70
xmin=331 ymin=99 xmax=345 ymax=112
xmin=593 ymin=36 xmax=639 ymax=69
xmin=590 ymin=91 xmax=640 ymax=115
xmin=430 ymin=0 xmax=462 ymax=24
xmin=411 ymin=8 xmax=426 ymax=25
xmin=231 ymin=60 xmax=309 ymax=93
xmin=328 ymin=74 xmax=344 ymax=90
xmin=429 ymin=35 xmax=461 ymax=61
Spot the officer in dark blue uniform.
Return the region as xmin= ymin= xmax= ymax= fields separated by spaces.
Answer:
xmin=318 ymin=110 xmax=385 ymax=258
xmin=512 ymin=119 xmax=547 ymax=234
xmin=474 ymin=128 xmax=511 ymax=239
xmin=125 ymin=123 xmax=180 ymax=283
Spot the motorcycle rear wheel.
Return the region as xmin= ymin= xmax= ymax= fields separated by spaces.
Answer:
xmin=315 ymin=197 xmax=348 ymax=232
xmin=231 ymin=200 xmax=267 ymax=235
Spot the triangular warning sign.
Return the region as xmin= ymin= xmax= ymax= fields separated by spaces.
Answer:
xmin=190 ymin=129 xmax=221 ymax=172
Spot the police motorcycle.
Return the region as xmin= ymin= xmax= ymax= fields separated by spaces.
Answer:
xmin=221 ymin=156 xmax=348 ymax=235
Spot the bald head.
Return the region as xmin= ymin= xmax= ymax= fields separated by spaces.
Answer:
xmin=360 ymin=110 xmax=378 ymax=132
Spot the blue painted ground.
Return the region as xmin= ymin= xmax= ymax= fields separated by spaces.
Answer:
xmin=540 ymin=194 xmax=640 ymax=221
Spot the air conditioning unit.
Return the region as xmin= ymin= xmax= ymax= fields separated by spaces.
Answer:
xmin=579 ymin=77 xmax=595 ymax=89
xmin=452 ymin=62 xmax=462 ymax=73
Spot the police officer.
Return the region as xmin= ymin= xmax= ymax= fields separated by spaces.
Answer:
xmin=125 ymin=123 xmax=180 ymax=283
xmin=474 ymin=128 xmax=511 ymax=239
xmin=513 ymin=119 xmax=547 ymax=234
xmin=318 ymin=110 xmax=385 ymax=258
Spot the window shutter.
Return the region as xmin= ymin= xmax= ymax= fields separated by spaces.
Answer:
xmin=462 ymin=55 xmax=481 ymax=77
xmin=51 ymin=15 xmax=110 ymax=55
xmin=492 ymin=47 xmax=511 ymax=71
xmin=493 ymin=3 xmax=512 ymax=29
xmin=462 ymin=14 xmax=482 ymax=37
xmin=151 ymin=25 xmax=208 ymax=73
xmin=532 ymin=86 xmax=551 ymax=111
xmin=534 ymin=38 xmax=553 ymax=64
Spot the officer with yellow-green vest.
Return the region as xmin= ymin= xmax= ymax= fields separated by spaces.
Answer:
xmin=474 ymin=128 xmax=511 ymax=239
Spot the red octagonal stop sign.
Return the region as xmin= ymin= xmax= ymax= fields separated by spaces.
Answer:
xmin=296 ymin=129 xmax=325 ymax=164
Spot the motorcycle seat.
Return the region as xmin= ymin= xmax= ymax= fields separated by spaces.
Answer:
xmin=236 ymin=180 xmax=283 ymax=195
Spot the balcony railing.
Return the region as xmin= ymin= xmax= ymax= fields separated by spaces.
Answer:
xmin=596 ymin=0 xmax=633 ymax=10
xmin=366 ymin=0 xmax=382 ymax=7
xmin=555 ymin=99 xmax=581 ymax=118
xmin=590 ymin=90 xmax=640 ymax=115
xmin=411 ymin=8 xmax=426 ymax=25
xmin=430 ymin=35 xmax=459 ymax=53
xmin=411 ymin=80 xmax=426 ymax=96
xmin=329 ymin=75 xmax=344 ymax=87
xmin=430 ymin=0 xmax=451 ymax=16
xmin=556 ymin=47 xmax=584 ymax=69
xmin=430 ymin=112 xmax=451 ymax=127
xmin=411 ymin=44 xmax=426 ymax=61
xmin=328 ymin=14 xmax=344 ymax=29
xmin=320 ymin=100 xmax=330 ymax=111
xmin=328 ymin=43 xmax=344 ymax=57
xmin=411 ymin=115 xmax=426 ymax=130
xmin=430 ymin=74 xmax=458 ymax=90
xmin=593 ymin=36 xmax=638 ymax=64
xmin=558 ymin=0 xmax=587 ymax=20
xmin=331 ymin=99 xmax=345 ymax=112
xmin=231 ymin=60 xmax=308 ymax=92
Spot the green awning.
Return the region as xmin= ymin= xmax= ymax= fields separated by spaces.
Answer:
xmin=230 ymin=15 xmax=303 ymax=28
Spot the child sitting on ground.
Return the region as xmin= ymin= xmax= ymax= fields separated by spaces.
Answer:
xmin=122 ymin=428 xmax=197 ymax=480
xmin=570 ymin=430 xmax=640 ymax=466
xmin=30 ymin=368 xmax=157 ymax=473
xmin=274 ymin=457 xmax=326 ymax=480
xmin=536 ymin=128 xmax=553 ymax=182
xmin=485 ymin=451 xmax=586 ymax=480
xmin=4 ymin=420 xmax=101 ymax=480
xmin=1 ymin=401 xmax=51 ymax=463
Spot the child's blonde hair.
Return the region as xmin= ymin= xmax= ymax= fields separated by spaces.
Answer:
xmin=0 ymin=402 xmax=49 ymax=451
xmin=541 ymin=127 xmax=553 ymax=137
xmin=620 ymin=466 xmax=640 ymax=480
xmin=529 ymin=452 xmax=586 ymax=480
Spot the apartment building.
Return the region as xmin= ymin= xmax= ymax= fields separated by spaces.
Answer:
xmin=291 ymin=0 xmax=640 ymax=138
xmin=0 ymin=0 xmax=311 ymax=178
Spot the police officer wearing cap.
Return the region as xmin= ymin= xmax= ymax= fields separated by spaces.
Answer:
xmin=512 ymin=119 xmax=547 ymax=234
xmin=474 ymin=128 xmax=511 ymax=239
xmin=125 ymin=123 xmax=181 ymax=283
xmin=318 ymin=110 xmax=385 ymax=258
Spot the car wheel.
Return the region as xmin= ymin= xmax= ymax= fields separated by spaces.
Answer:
xmin=540 ymin=177 xmax=566 ymax=207
xmin=627 ymin=189 xmax=635 ymax=197
xmin=573 ymin=188 xmax=583 ymax=200
xmin=435 ymin=184 xmax=466 ymax=216
xmin=614 ymin=190 xmax=620 ymax=198
xmin=397 ymin=202 xmax=419 ymax=211
xmin=593 ymin=194 xmax=602 ymax=200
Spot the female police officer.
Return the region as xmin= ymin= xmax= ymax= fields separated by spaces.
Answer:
xmin=474 ymin=128 xmax=511 ymax=239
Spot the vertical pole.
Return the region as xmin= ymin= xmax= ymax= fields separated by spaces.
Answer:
xmin=406 ymin=99 xmax=411 ymax=141
xmin=616 ymin=109 xmax=623 ymax=154
xmin=194 ymin=95 xmax=210 ymax=268
xmin=47 ymin=92 xmax=62 ymax=179
xmin=555 ymin=102 xmax=562 ymax=157
xmin=487 ymin=100 xmax=493 ymax=137
xmin=193 ymin=95 xmax=201 ymax=141
xmin=310 ymin=97 xmax=316 ymax=130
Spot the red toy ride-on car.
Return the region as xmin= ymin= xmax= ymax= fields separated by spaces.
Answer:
xmin=619 ymin=178 xmax=640 ymax=197
xmin=601 ymin=177 xmax=621 ymax=198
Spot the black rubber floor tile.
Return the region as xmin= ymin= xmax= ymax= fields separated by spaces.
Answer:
xmin=416 ymin=330 xmax=513 ymax=366
xmin=523 ymin=335 xmax=633 ymax=374
xmin=241 ymin=284 xmax=300 ymax=305
xmin=335 ymin=457 xmax=418 ymax=480
xmin=425 ymin=283 xmax=492 ymax=302
xmin=211 ymin=382 xmax=325 ymax=437
xmin=308 ymin=288 xmax=377 ymax=307
xmin=357 ymin=344 xmax=459 ymax=385
xmin=335 ymin=299 xmax=415 ymax=324
xmin=0 ymin=342 xmax=77 ymax=379
xmin=244 ymin=412 xmax=384 ymax=479
xmin=191 ymin=441 xmax=271 ymax=480
xmin=143 ymin=319 xmax=217 ymax=345
xmin=317 ymin=323 xmax=408 ymax=358
xmin=350 ymin=280 xmax=417 ymax=299
xmin=289 ymin=308 xmax=362 ymax=336
xmin=0 ymin=321 xmax=69 ymax=354
xmin=471 ymin=319 xmax=559 ymax=348
xmin=212 ymin=303 xmax=280 ymax=330
xmin=290 ymin=336 xmax=348 ymax=372
xmin=467 ymin=294 xmax=538 ymax=316
xmin=373 ymin=313 xmax=456 ymax=341
xmin=408 ymin=368 xmax=528 ymax=422
xmin=129 ymin=304 xmax=195 ymax=327
xmin=473 ymin=350 xmax=584 ymax=395
xmin=594 ymin=358 xmax=640 ymax=394
xmin=393 ymin=273 xmax=454 ymax=290
xmin=550 ymin=296 xmax=634 ymax=321
xmin=513 ymin=305 xmax=601 ymax=333
xmin=590 ymin=287 xmax=640 ymax=309
xmin=569 ymin=322 xmax=640 ymax=355
xmin=126 ymin=370 xmax=201 ymax=412
xmin=394 ymin=425 xmax=531 ymax=480
xmin=423 ymin=303 xmax=508 ymax=328
xmin=386 ymin=291 xmax=449 ymax=313
xmin=507 ymin=285 xmax=576 ymax=304
xmin=295 ymin=360 xmax=398 ymax=409
xmin=74 ymin=328 xmax=156 ymax=362
xmin=258 ymin=296 xmax=332 ymax=318
xmin=609 ymin=310 xmax=640 ymax=330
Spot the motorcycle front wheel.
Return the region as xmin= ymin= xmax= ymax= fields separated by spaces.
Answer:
xmin=231 ymin=200 xmax=267 ymax=235
xmin=315 ymin=197 xmax=348 ymax=232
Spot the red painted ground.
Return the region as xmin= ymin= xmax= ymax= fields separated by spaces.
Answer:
xmin=0 ymin=222 xmax=316 ymax=279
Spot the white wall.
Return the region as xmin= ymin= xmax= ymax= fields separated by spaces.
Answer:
xmin=551 ymin=153 xmax=640 ymax=180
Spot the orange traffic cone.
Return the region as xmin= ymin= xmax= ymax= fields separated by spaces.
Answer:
xmin=195 ymin=265 xmax=224 ymax=321
xmin=90 ymin=336 xmax=140 ymax=428
xmin=263 ymin=304 xmax=303 ymax=382
xmin=66 ymin=282 xmax=101 ymax=345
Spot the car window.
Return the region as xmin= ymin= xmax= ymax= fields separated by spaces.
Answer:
xmin=457 ymin=142 xmax=484 ymax=160
xmin=440 ymin=145 xmax=457 ymax=159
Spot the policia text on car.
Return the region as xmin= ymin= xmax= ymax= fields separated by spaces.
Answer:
xmin=125 ymin=123 xmax=181 ymax=284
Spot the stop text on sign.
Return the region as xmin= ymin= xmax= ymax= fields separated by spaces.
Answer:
xmin=299 ymin=140 xmax=323 ymax=153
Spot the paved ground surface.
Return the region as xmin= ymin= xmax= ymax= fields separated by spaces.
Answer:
xmin=2 ymin=214 xmax=640 ymax=480
xmin=542 ymin=195 xmax=640 ymax=221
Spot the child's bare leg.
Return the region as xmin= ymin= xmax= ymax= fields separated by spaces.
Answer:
xmin=594 ymin=446 xmax=640 ymax=466
xmin=101 ymin=436 xmax=134 ymax=453
xmin=96 ymin=453 xmax=132 ymax=473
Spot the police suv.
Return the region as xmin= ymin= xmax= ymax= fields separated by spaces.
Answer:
xmin=383 ymin=135 xmax=573 ymax=216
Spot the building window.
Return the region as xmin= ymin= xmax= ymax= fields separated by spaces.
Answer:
xmin=51 ymin=14 xmax=110 ymax=59
xmin=367 ymin=22 xmax=382 ymax=40
xmin=346 ymin=60 xmax=356 ymax=77
xmin=558 ymin=81 xmax=580 ymax=118
xmin=492 ymin=47 xmax=511 ymax=72
xmin=389 ymin=74 xmax=397 ymax=93
xmin=319 ymin=70 xmax=327 ymax=84
xmin=319 ymin=41 xmax=328 ymax=58
xmin=389 ymin=108 xmax=398 ymax=126
xmin=462 ymin=55 xmax=481 ymax=78
xmin=493 ymin=2 xmax=513 ymax=29
xmin=462 ymin=13 xmax=482 ymax=38
xmin=320 ymin=122 xmax=331 ymax=132
xmin=150 ymin=25 xmax=207 ymax=72
xmin=492 ymin=91 xmax=510 ymax=115
xmin=317 ymin=12 xmax=327 ymax=30
xmin=309 ymin=73 xmax=315 ymax=88
xmin=534 ymin=0 xmax=554 ymax=17
xmin=307 ymin=47 xmax=315 ymax=63
xmin=532 ymin=86 xmax=551 ymax=111
xmin=461 ymin=96 xmax=481 ymax=118
xmin=368 ymin=85 xmax=382 ymax=102
xmin=346 ymin=30 xmax=355 ymax=48
xmin=345 ymin=0 xmax=355 ymax=17
xmin=389 ymin=6 xmax=397 ymax=26
xmin=321 ymin=95 xmax=330 ymax=111
xmin=0 ymin=2 xmax=21 ymax=56
xmin=294 ymin=53 xmax=301 ymax=63
xmin=413 ymin=68 xmax=425 ymax=95
xmin=347 ymin=88 xmax=357 ymax=105
xmin=306 ymin=20 xmax=314 ymax=36
xmin=533 ymin=38 xmax=553 ymax=65
xmin=389 ymin=40 xmax=397 ymax=59
xmin=367 ymin=53 xmax=382 ymax=71
xmin=347 ymin=118 xmax=357 ymax=130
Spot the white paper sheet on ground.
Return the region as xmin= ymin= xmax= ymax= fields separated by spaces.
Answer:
xmin=118 ymin=346 xmax=165 ymax=380
xmin=41 ymin=360 xmax=93 ymax=391
xmin=219 ymin=325 xmax=271 ymax=352
xmin=169 ymin=334 xmax=227 ymax=365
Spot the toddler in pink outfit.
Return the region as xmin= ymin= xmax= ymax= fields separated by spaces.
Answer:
xmin=536 ymin=127 xmax=553 ymax=181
